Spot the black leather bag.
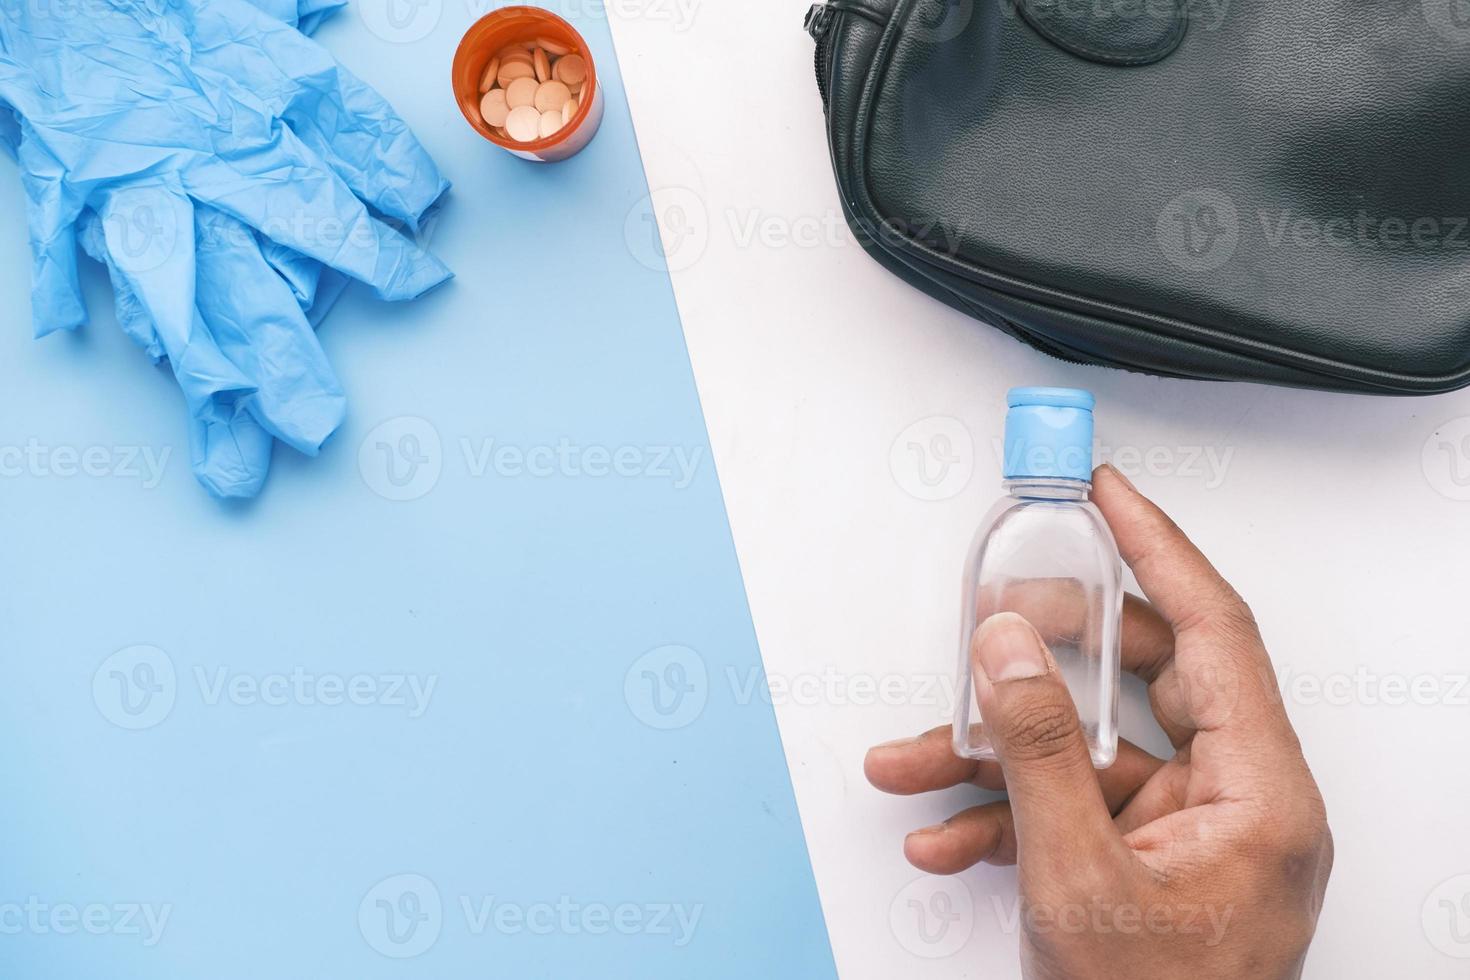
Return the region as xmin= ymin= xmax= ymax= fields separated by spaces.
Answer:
xmin=806 ymin=0 xmax=1470 ymax=394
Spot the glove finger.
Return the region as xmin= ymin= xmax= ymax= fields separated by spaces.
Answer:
xmin=18 ymin=149 xmax=88 ymax=336
xmin=283 ymin=78 xmax=449 ymax=236
xmin=192 ymin=0 xmax=448 ymax=230
xmin=239 ymin=0 xmax=345 ymax=33
xmin=187 ymin=130 xmax=452 ymax=301
xmin=195 ymin=205 xmax=346 ymax=456
xmin=2 ymin=42 xmax=84 ymax=337
xmin=93 ymin=182 xmax=259 ymax=415
xmin=256 ymin=240 xmax=351 ymax=326
xmin=292 ymin=0 xmax=346 ymax=34
xmin=189 ymin=410 xmax=276 ymax=499
xmin=277 ymin=54 xmax=449 ymax=232
xmin=77 ymin=208 xmax=165 ymax=360
xmin=89 ymin=184 xmax=279 ymax=498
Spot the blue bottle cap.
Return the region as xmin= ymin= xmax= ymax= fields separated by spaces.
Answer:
xmin=1003 ymin=386 xmax=1095 ymax=481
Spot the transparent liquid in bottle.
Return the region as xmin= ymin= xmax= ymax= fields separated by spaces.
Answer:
xmin=952 ymin=389 xmax=1122 ymax=768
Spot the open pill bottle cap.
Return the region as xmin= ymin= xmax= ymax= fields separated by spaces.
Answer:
xmin=452 ymin=7 xmax=604 ymax=162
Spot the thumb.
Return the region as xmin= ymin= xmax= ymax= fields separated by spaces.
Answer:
xmin=972 ymin=613 xmax=1122 ymax=865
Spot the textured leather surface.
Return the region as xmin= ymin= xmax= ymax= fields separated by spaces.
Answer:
xmin=813 ymin=0 xmax=1470 ymax=393
xmin=1016 ymin=0 xmax=1186 ymax=65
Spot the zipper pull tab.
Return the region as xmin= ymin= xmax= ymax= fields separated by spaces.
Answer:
xmin=804 ymin=3 xmax=834 ymax=40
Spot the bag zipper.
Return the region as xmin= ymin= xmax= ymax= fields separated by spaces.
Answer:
xmin=807 ymin=1 xmax=892 ymax=110
xmin=807 ymin=4 xmax=837 ymax=108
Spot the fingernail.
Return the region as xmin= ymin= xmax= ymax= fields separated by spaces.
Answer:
xmin=908 ymin=822 xmax=947 ymax=838
xmin=873 ymin=736 xmax=920 ymax=750
xmin=974 ymin=612 xmax=1049 ymax=683
xmin=1100 ymin=462 xmax=1137 ymax=492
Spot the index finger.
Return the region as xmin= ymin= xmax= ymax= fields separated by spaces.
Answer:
xmin=1091 ymin=465 xmax=1287 ymax=739
xmin=1091 ymin=464 xmax=1247 ymax=636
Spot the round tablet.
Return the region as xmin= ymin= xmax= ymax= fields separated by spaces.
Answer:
xmin=505 ymin=105 xmax=542 ymax=143
xmin=561 ymin=98 xmax=578 ymax=126
xmin=533 ymin=47 xmax=551 ymax=83
xmin=538 ymin=109 xmax=563 ymax=139
xmin=478 ymin=56 xmax=499 ymax=94
xmin=505 ymin=76 xmax=539 ymax=109
xmin=536 ymin=36 xmax=571 ymax=56
xmin=533 ymin=80 xmax=571 ymax=113
xmin=498 ymin=45 xmax=533 ymax=63
xmin=553 ymin=54 xmax=586 ymax=86
xmin=497 ymin=58 xmax=535 ymax=88
xmin=480 ymin=88 xmax=509 ymax=127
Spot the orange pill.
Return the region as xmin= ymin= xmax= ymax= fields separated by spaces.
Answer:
xmin=553 ymin=54 xmax=586 ymax=87
xmin=478 ymin=56 xmax=499 ymax=94
xmin=505 ymin=105 xmax=542 ymax=142
xmin=480 ymin=88 xmax=509 ymax=127
xmin=497 ymin=58 xmax=535 ymax=88
xmin=534 ymin=80 xmax=571 ymax=113
xmin=505 ymin=75 xmax=539 ymax=109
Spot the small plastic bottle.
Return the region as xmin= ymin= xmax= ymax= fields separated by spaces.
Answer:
xmin=952 ymin=387 xmax=1122 ymax=768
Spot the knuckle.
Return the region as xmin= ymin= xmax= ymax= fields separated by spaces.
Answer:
xmin=1218 ymin=601 xmax=1261 ymax=644
xmin=1207 ymin=592 xmax=1260 ymax=641
xmin=1280 ymin=800 xmax=1333 ymax=869
xmin=1235 ymin=792 xmax=1334 ymax=904
xmin=1177 ymin=580 xmax=1260 ymax=645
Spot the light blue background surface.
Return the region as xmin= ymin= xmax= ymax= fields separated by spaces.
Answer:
xmin=0 ymin=2 xmax=836 ymax=975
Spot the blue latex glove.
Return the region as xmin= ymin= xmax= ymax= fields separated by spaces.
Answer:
xmin=0 ymin=0 xmax=452 ymax=497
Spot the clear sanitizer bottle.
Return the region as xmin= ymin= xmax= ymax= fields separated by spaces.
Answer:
xmin=952 ymin=387 xmax=1122 ymax=768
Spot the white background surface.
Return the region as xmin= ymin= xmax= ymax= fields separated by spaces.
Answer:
xmin=608 ymin=3 xmax=1470 ymax=976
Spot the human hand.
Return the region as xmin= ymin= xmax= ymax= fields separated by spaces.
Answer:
xmin=865 ymin=465 xmax=1333 ymax=979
